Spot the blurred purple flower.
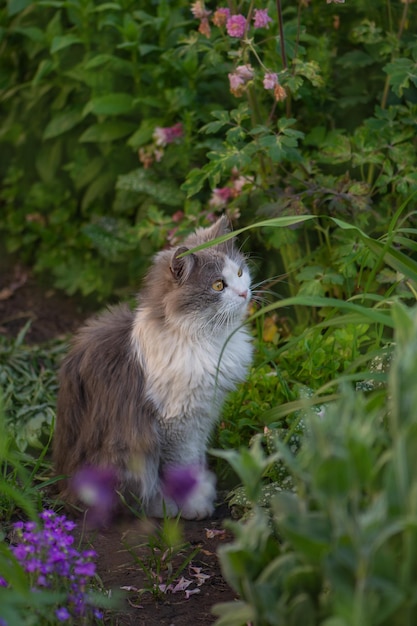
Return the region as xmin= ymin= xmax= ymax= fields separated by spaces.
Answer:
xmin=71 ymin=465 xmax=119 ymax=527
xmin=161 ymin=465 xmax=200 ymax=506
xmin=56 ymin=607 xmax=70 ymax=621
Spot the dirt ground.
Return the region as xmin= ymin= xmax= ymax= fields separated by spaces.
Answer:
xmin=0 ymin=263 xmax=239 ymax=626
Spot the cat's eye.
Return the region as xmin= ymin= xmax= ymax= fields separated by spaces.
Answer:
xmin=212 ymin=279 xmax=224 ymax=292
xmin=237 ymin=267 xmax=243 ymax=277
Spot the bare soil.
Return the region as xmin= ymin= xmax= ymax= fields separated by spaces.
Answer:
xmin=0 ymin=263 xmax=239 ymax=626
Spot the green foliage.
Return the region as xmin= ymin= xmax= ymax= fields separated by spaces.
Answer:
xmin=1 ymin=1 xmax=417 ymax=620
xmin=123 ymin=513 xmax=201 ymax=601
xmin=1 ymin=0 xmax=417 ymax=302
xmin=213 ymin=303 xmax=417 ymax=626
xmin=0 ymin=325 xmax=65 ymax=451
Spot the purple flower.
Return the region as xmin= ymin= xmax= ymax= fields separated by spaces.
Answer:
xmin=74 ymin=558 xmax=96 ymax=577
xmin=161 ymin=464 xmax=200 ymax=506
xmin=226 ymin=14 xmax=247 ymax=38
xmin=253 ymin=8 xmax=272 ymax=29
xmin=56 ymin=607 xmax=70 ymax=621
xmin=71 ymin=465 xmax=119 ymax=527
xmin=5 ymin=510 xmax=101 ymax=621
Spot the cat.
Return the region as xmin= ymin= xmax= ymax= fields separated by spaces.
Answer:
xmin=53 ymin=216 xmax=253 ymax=520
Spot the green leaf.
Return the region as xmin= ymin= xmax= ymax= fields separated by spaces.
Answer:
xmin=43 ymin=109 xmax=83 ymax=139
xmin=127 ymin=119 xmax=158 ymax=148
xmin=11 ymin=26 xmax=45 ymax=42
xmin=212 ymin=601 xmax=255 ymax=626
xmin=116 ymin=169 xmax=185 ymax=206
xmin=82 ymin=93 xmax=134 ymax=117
xmin=89 ymin=2 xmax=121 ymax=11
xmin=7 ymin=0 xmax=32 ymax=16
xmin=50 ymin=34 xmax=83 ymax=54
xmin=384 ymin=58 xmax=417 ymax=97
xmin=79 ymin=121 xmax=136 ymax=142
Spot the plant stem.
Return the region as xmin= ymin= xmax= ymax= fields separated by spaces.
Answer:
xmin=276 ymin=0 xmax=287 ymax=70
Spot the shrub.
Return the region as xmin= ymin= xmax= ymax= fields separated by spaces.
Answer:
xmin=213 ymin=303 xmax=417 ymax=626
xmin=1 ymin=0 xmax=416 ymax=302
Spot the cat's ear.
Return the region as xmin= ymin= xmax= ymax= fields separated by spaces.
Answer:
xmin=170 ymin=247 xmax=195 ymax=284
xmin=201 ymin=215 xmax=230 ymax=242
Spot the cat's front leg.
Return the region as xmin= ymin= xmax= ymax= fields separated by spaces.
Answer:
xmin=158 ymin=417 xmax=217 ymax=519
xmin=146 ymin=490 xmax=180 ymax=519
xmin=145 ymin=468 xmax=215 ymax=520
xmin=178 ymin=467 xmax=216 ymax=520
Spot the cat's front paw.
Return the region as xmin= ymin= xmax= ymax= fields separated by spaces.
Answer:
xmin=146 ymin=492 xmax=179 ymax=519
xmin=179 ymin=470 xmax=216 ymax=520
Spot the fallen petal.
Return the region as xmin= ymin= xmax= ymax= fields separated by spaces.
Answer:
xmin=205 ymin=528 xmax=226 ymax=539
xmin=185 ymin=588 xmax=201 ymax=599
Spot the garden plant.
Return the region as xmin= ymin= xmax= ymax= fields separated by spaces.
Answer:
xmin=1 ymin=0 xmax=417 ymax=624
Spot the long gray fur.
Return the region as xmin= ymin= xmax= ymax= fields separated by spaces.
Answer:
xmin=53 ymin=216 xmax=253 ymax=520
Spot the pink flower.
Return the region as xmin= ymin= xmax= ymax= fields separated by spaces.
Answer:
xmin=153 ymin=122 xmax=183 ymax=147
xmin=228 ymin=64 xmax=254 ymax=96
xmin=209 ymin=187 xmax=233 ymax=208
xmin=212 ymin=7 xmax=230 ymax=27
xmin=226 ymin=14 xmax=247 ymax=38
xmin=199 ymin=17 xmax=211 ymax=37
xmin=191 ymin=1 xmax=211 ymax=19
xmin=253 ymin=8 xmax=272 ymax=29
xmin=263 ymin=72 xmax=278 ymax=90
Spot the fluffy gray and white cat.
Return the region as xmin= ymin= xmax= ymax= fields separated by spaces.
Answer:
xmin=53 ymin=216 xmax=253 ymax=520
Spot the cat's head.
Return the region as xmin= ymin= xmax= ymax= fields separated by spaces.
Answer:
xmin=142 ymin=217 xmax=251 ymax=333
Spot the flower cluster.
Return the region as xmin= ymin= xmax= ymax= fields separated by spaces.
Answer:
xmin=1 ymin=510 xmax=102 ymax=623
xmin=191 ymin=3 xmax=286 ymax=102
xmin=139 ymin=122 xmax=184 ymax=168
xmin=192 ymin=3 xmax=273 ymax=39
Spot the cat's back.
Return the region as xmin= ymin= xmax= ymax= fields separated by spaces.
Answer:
xmin=54 ymin=304 xmax=146 ymax=464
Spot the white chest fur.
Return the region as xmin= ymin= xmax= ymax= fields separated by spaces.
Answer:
xmin=132 ymin=315 xmax=252 ymax=422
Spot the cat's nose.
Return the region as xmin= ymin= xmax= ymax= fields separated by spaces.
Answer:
xmin=238 ymin=289 xmax=248 ymax=299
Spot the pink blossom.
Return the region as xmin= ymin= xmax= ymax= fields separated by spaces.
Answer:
xmin=231 ymin=175 xmax=250 ymax=196
xmin=190 ymin=1 xmax=211 ymax=19
xmin=253 ymin=8 xmax=272 ymax=29
xmin=209 ymin=187 xmax=233 ymax=208
xmin=228 ymin=64 xmax=254 ymax=96
xmin=153 ymin=122 xmax=183 ymax=147
xmin=226 ymin=14 xmax=247 ymax=38
xmin=263 ymin=72 xmax=278 ymax=90
xmin=199 ymin=17 xmax=211 ymax=37
xmin=212 ymin=7 xmax=230 ymax=27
